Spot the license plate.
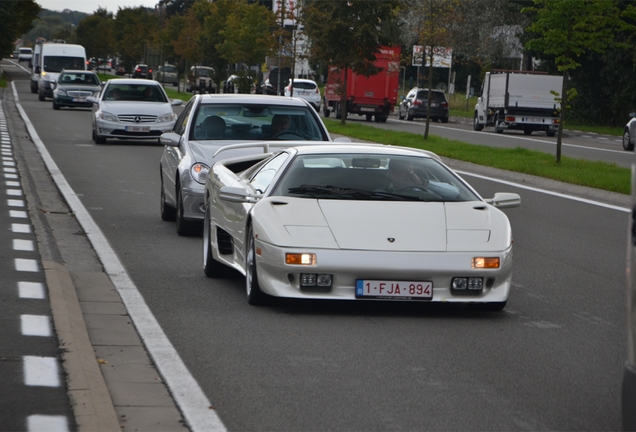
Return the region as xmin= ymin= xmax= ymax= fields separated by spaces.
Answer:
xmin=522 ymin=117 xmax=542 ymax=123
xmin=125 ymin=126 xmax=150 ymax=132
xmin=355 ymin=279 xmax=433 ymax=300
xmin=72 ymin=98 xmax=87 ymax=102
xmin=360 ymin=107 xmax=375 ymax=112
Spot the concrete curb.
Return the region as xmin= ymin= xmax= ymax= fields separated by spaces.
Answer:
xmin=44 ymin=261 xmax=121 ymax=432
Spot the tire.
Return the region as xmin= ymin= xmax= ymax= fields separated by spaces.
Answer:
xmin=30 ymin=81 xmax=37 ymax=94
xmin=407 ymin=109 xmax=414 ymax=121
xmin=176 ymin=185 xmax=199 ymax=236
xmin=52 ymin=100 xmax=60 ymax=110
xmin=366 ymin=114 xmax=373 ymax=121
xmin=523 ymin=128 xmax=533 ymax=135
xmin=92 ymin=127 xmax=106 ymax=144
xmin=441 ymin=116 xmax=448 ymax=124
xmin=245 ymin=225 xmax=267 ymax=305
xmin=473 ymin=112 xmax=484 ymax=131
xmin=494 ymin=114 xmax=504 ymax=134
xmin=160 ymin=172 xmax=177 ymax=221
xmin=38 ymin=91 xmax=45 ymax=101
xmin=203 ymin=200 xmax=226 ymax=278
xmin=398 ymin=107 xmax=405 ymax=120
xmin=625 ymin=130 xmax=635 ymax=151
xmin=547 ymin=131 xmax=556 ymax=138
xmin=323 ymin=102 xmax=330 ymax=118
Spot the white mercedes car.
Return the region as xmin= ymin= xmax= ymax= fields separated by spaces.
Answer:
xmin=88 ymin=78 xmax=182 ymax=144
xmin=203 ymin=143 xmax=521 ymax=309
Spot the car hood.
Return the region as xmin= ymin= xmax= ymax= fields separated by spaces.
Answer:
xmin=99 ymin=101 xmax=173 ymax=115
xmin=253 ymin=198 xmax=512 ymax=252
xmin=58 ymin=85 xmax=101 ymax=92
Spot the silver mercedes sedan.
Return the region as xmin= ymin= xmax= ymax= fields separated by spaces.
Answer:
xmin=88 ymin=78 xmax=182 ymax=144
xmin=159 ymin=93 xmax=349 ymax=236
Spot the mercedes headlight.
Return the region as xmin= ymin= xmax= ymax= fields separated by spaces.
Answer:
xmin=190 ymin=163 xmax=210 ymax=184
xmin=157 ymin=113 xmax=176 ymax=123
xmin=98 ymin=111 xmax=118 ymax=122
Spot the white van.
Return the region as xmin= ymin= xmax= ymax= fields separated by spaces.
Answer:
xmin=36 ymin=43 xmax=87 ymax=101
xmin=30 ymin=40 xmax=46 ymax=93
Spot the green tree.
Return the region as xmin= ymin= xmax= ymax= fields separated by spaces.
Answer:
xmin=302 ymin=0 xmax=399 ymax=124
xmin=0 ymin=0 xmax=41 ymax=57
xmin=113 ymin=7 xmax=159 ymax=74
xmin=523 ymin=0 xmax=632 ymax=162
xmin=75 ymin=8 xmax=114 ymax=60
xmin=403 ymin=0 xmax=457 ymax=139
xmin=217 ymin=0 xmax=278 ymax=93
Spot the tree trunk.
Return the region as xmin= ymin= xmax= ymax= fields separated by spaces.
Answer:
xmin=556 ymin=70 xmax=568 ymax=163
xmin=341 ymin=66 xmax=348 ymax=125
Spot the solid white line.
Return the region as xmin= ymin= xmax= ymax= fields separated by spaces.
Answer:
xmin=13 ymin=239 xmax=35 ymax=251
xmin=27 ymin=415 xmax=69 ymax=432
xmin=396 ymin=119 xmax=627 ymax=155
xmin=19 ymin=281 xmax=46 ymax=299
xmin=21 ymin=315 xmax=52 ymax=337
xmin=456 ymin=170 xmax=630 ymax=213
xmin=15 ymin=258 xmax=39 ymax=272
xmin=23 ymin=356 xmax=60 ymax=387
xmin=12 ymin=82 xmax=226 ymax=431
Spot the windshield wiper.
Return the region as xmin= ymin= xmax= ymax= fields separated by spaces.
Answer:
xmin=287 ymin=184 xmax=425 ymax=201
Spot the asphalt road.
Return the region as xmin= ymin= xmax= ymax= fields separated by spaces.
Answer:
xmin=2 ymin=60 xmax=630 ymax=430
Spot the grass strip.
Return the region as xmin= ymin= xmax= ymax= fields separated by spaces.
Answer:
xmin=324 ymin=118 xmax=630 ymax=195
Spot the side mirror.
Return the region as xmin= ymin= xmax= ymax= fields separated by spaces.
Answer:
xmin=484 ymin=192 xmax=521 ymax=209
xmin=171 ymin=99 xmax=183 ymax=107
xmin=219 ymin=186 xmax=261 ymax=203
xmin=35 ymin=66 xmax=41 ymax=74
xmin=159 ymin=132 xmax=181 ymax=147
xmin=86 ymin=96 xmax=98 ymax=104
xmin=50 ymin=80 xmax=57 ymax=90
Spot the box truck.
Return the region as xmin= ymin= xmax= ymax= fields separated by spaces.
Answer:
xmin=473 ymin=70 xmax=563 ymax=136
xmin=324 ymin=46 xmax=401 ymax=123
xmin=36 ymin=43 xmax=87 ymax=101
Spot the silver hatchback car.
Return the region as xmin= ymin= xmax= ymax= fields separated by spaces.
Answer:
xmin=159 ymin=93 xmax=348 ymax=236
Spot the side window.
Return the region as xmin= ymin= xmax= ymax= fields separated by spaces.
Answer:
xmin=174 ymin=99 xmax=194 ymax=136
xmin=250 ymin=152 xmax=290 ymax=193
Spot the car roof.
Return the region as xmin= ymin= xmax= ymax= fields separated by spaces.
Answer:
xmin=61 ymin=70 xmax=96 ymax=74
xmin=195 ymin=93 xmax=312 ymax=107
xmin=214 ymin=142 xmax=441 ymax=162
xmin=290 ymin=143 xmax=440 ymax=159
xmin=105 ymin=78 xmax=159 ymax=85
xmin=291 ymin=78 xmax=317 ymax=83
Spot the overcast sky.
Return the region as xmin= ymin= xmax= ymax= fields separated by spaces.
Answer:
xmin=37 ymin=0 xmax=159 ymax=15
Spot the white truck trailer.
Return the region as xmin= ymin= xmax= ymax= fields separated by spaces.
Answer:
xmin=473 ymin=70 xmax=563 ymax=137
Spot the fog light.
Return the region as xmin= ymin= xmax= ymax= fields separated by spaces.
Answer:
xmin=467 ymin=278 xmax=483 ymax=290
xmin=452 ymin=277 xmax=483 ymax=292
xmin=300 ymin=274 xmax=316 ymax=286
xmin=316 ymin=274 xmax=332 ymax=287
xmin=452 ymin=278 xmax=467 ymax=290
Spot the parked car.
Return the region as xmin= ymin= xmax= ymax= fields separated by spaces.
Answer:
xmin=398 ymin=87 xmax=449 ymax=123
xmin=87 ymin=78 xmax=182 ymax=145
xmin=159 ymin=93 xmax=349 ymax=236
xmin=202 ymin=143 xmax=521 ymax=306
xmin=132 ymin=64 xmax=152 ymax=79
xmin=186 ymin=66 xmax=215 ymax=93
xmin=284 ymin=78 xmax=321 ymax=111
xmin=115 ymin=64 xmax=128 ymax=76
xmin=155 ymin=64 xmax=179 ymax=86
xmin=18 ymin=47 xmax=33 ymax=63
xmin=624 ymin=113 xmax=636 ymax=151
xmin=51 ymin=70 xmax=102 ymax=110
